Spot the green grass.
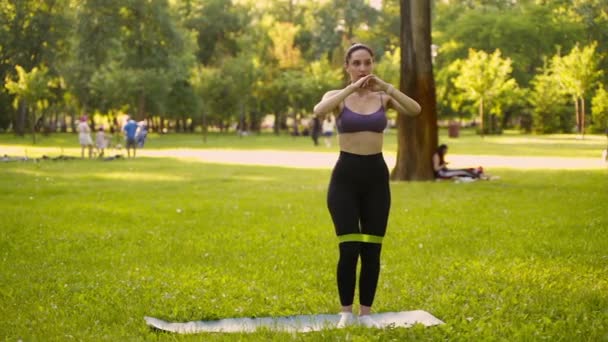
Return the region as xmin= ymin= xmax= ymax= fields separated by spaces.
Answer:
xmin=1 ymin=157 xmax=607 ymax=341
xmin=1 ymin=128 xmax=607 ymax=158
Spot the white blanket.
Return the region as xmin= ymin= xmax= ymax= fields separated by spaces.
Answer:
xmin=144 ymin=310 xmax=444 ymax=333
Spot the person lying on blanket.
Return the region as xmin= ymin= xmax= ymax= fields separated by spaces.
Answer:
xmin=432 ymin=144 xmax=484 ymax=180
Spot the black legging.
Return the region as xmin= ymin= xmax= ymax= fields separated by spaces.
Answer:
xmin=327 ymin=151 xmax=390 ymax=307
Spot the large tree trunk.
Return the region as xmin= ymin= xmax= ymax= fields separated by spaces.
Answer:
xmin=392 ymin=0 xmax=438 ymax=181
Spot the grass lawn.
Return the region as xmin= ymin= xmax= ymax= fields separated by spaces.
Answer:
xmin=1 ymin=157 xmax=606 ymax=341
xmin=1 ymin=129 xmax=607 ymax=158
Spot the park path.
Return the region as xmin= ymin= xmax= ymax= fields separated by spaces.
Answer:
xmin=139 ymin=149 xmax=607 ymax=170
xmin=1 ymin=145 xmax=606 ymax=170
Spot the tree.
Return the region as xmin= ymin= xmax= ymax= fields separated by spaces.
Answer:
xmin=529 ymin=62 xmax=571 ymax=133
xmin=591 ymin=85 xmax=608 ymax=133
xmin=268 ymin=21 xmax=302 ymax=69
xmin=436 ymin=59 xmax=472 ymax=122
xmin=72 ymin=0 xmax=196 ymax=122
xmin=0 ymin=0 xmax=73 ymax=134
xmin=453 ymin=49 xmax=518 ymax=136
xmin=551 ymin=42 xmax=603 ymax=136
xmin=392 ymin=0 xmax=438 ymax=181
xmin=375 ymin=47 xmax=401 ymax=91
xmin=191 ymin=65 xmax=226 ymax=138
xmin=433 ymin=1 xmax=584 ymax=88
xmin=5 ymin=65 xmax=52 ymax=143
xmin=178 ymin=0 xmax=245 ymax=66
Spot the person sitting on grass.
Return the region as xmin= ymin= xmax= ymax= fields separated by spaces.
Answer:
xmin=433 ymin=144 xmax=483 ymax=180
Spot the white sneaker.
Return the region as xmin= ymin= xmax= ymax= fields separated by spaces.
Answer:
xmin=336 ymin=312 xmax=356 ymax=328
xmin=358 ymin=315 xmax=381 ymax=328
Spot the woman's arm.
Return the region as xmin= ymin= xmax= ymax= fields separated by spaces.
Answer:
xmin=385 ymin=84 xmax=421 ymax=116
xmin=363 ymin=75 xmax=421 ymax=116
xmin=313 ymin=75 xmax=375 ymax=116
xmin=313 ymin=86 xmax=355 ymax=116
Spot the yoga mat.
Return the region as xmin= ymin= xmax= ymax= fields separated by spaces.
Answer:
xmin=144 ymin=310 xmax=444 ymax=333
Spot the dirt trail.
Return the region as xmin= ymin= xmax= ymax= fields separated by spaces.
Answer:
xmin=1 ymin=145 xmax=606 ymax=170
xmin=139 ymin=149 xmax=606 ymax=170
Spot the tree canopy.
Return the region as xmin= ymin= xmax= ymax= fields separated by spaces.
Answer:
xmin=0 ymin=0 xmax=606 ymax=135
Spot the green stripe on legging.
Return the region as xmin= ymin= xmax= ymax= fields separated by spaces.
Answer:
xmin=338 ymin=234 xmax=383 ymax=244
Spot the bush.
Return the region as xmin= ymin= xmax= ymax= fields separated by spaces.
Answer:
xmin=591 ymin=85 xmax=608 ymax=133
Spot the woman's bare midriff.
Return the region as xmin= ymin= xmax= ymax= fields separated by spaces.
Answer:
xmin=338 ymin=131 xmax=384 ymax=155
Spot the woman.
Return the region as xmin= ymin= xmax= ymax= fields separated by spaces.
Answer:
xmin=313 ymin=43 xmax=421 ymax=328
xmin=432 ymin=144 xmax=482 ymax=179
xmin=77 ymin=116 xmax=94 ymax=159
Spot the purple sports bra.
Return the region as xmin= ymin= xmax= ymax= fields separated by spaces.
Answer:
xmin=336 ymin=95 xmax=387 ymax=133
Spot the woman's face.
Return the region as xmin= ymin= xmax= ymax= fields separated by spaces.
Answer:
xmin=345 ymin=48 xmax=373 ymax=83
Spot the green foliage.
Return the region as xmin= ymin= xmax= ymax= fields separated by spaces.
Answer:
xmin=4 ymin=64 xmax=55 ymax=141
xmin=72 ymin=0 xmax=197 ymax=118
xmin=591 ymin=85 xmax=608 ymax=133
xmin=529 ymin=62 xmax=573 ymax=133
xmin=268 ymin=21 xmax=303 ymax=69
xmin=551 ymin=42 xmax=603 ymax=99
xmin=436 ymin=59 xmax=473 ymax=120
xmin=0 ymin=0 xmax=73 ymax=131
xmin=454 ymin=49 xmax=520 ymax=133
xmin=0 ymin=157 xmax=606 ymax=340
xmin=167 ymin=80 xmax=199 ymax=126
xmin=179 ymin=0 xmax=246 ymax=65
xmin=551 ymin=42 xmax=603 ymax=133
xmin=4 ymin=65 xmax=51 ymax=107
xmin=434 ymin=1 xmax=585 ymax=88
xmin=1 ymin=0 xmax=608 ymax=135
xmin=191 ymin=66 xmax=235 ymax=124
xmin=374 ymin=47 xmax=400 ymax=90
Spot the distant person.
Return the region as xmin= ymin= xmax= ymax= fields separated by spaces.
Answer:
xmin=311 ymin=115 xmax=322 ymax=146
xmin=322 ymin=115 xmax=336 ymax=147
xmin=77 ymin=116 xmax=94 ymax=159
xmin=136 ymin=123 xmax=148 ymax=148
xmin=95 ymin=127 xmax=108 ymax=157
xmin=313 ymin=43 xmax=421 ymax=328
xmin=433 ymin=144 xmax=483 ymax=179
xmin=123 ymin=117 xmax=138 ymax=158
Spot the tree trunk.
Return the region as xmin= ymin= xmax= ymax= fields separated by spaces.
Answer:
xmin=15 ymin=99 xmax=27 ymax=136
xmin=392 ymin=0 xmax=438 ymax=181
xmin=580 ymin=96 xmax=585 ymax=139
xmin=70 ymin=111 xmax=76 ymax=133
xmin=202 ymin=109 xmax=207 ymax=143
xmin=60 ymin=114 xmax=67 ymax=133
xmin=137 ymin=92 xmax=145 ymax=121
xmin=479 ymin=97 xmax=484 ymax=137
xmin=574 ymin=96 xmax=579 ymax=133
xmin=274 ymin=113 xmax=280 ymax=135
xmin=31 ymin=110 xmax=36 ymax=144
